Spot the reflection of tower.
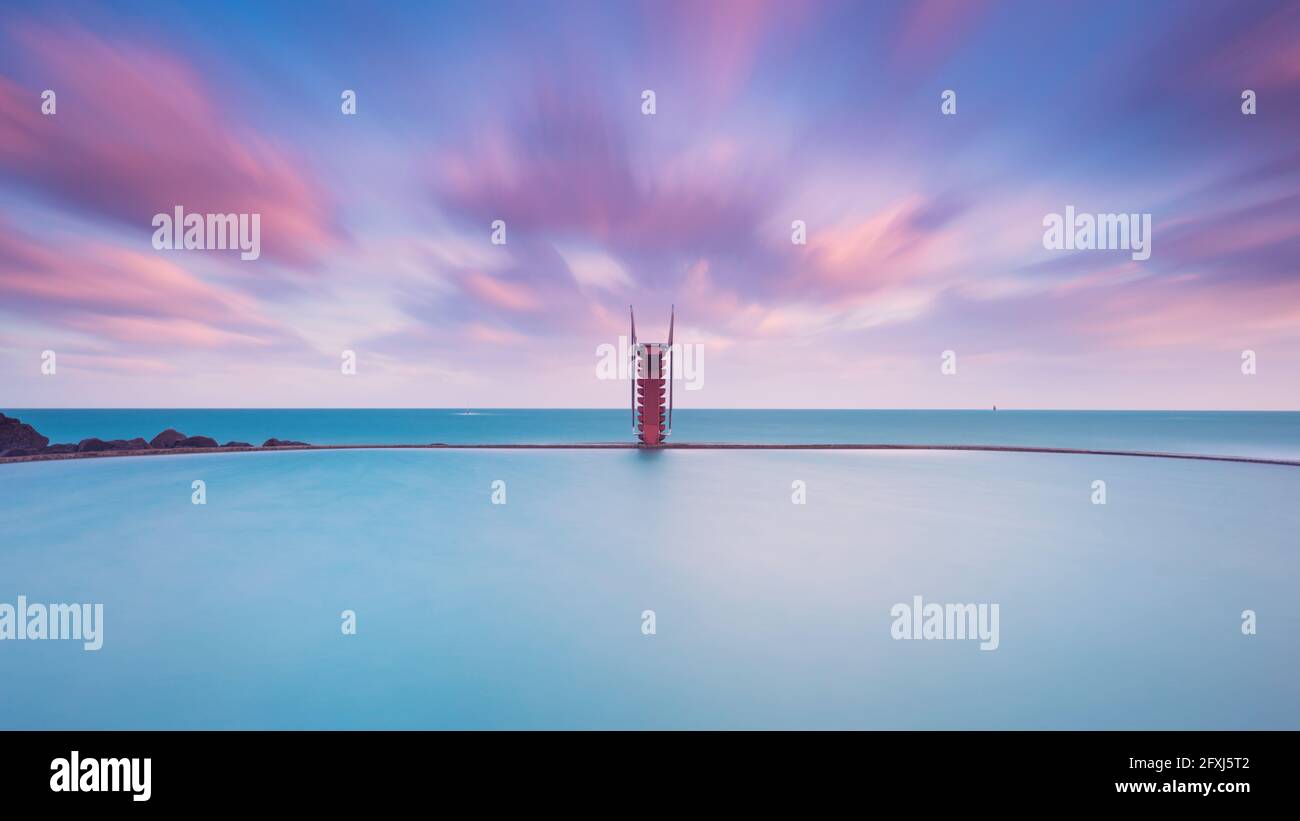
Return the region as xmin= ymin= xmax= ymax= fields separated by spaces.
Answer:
xmin=630 ymin=306 xmax=674 ymax=446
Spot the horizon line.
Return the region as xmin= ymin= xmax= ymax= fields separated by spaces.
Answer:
xmin=5 ymin=407 xmax=1299 ymax=413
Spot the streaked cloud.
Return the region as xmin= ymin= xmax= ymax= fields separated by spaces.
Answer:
xmin=1 ymin=2 xmax=1298 ymax=408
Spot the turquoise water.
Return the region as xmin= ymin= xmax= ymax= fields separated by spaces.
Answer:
xmin=1 ymin=412 xmax=1298 ymax=728
xmin=9 ymin=408 xmax=1300 ymax=458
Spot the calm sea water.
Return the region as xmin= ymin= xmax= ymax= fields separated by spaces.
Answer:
xmin=8 ymin=408 xmax=1300 ymax=458
xmin=1 ymin=411 xmax=1297 ymax=728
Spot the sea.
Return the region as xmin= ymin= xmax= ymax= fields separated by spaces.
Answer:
xmin=1 ymin=409 xmax=1297 ymax=729
xmin=8 ymin=408 xmax=1300 ymax=457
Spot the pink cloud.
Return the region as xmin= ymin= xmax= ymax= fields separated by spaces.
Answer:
xmin=785 ymin=194 xmax=964 ymax=302
xmin=0 ymin=219 xmax=295 ymax=349
xmin=1199 ymin=2 xmax=1300 ymax=89
xmin=466 ymin=323 xmax=531 ymax=345
xmin=431 ymin=82 xmax=774 ymax=254
xmin=1086 ymin=279 xmax=1300 ymax=351
xmin=0 ymin=23 xmax=340 ymax=266
xmin=890 ymin=0 xmax=991 ymax=72
xmin=61 ymin=352 xmax=179 ymax=376
xmin=460 ymin=271 xmax=543 ymax=313
xmin=644 ymin=0 xmax=818 ymax=102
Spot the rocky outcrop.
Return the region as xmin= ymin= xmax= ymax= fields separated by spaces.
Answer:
xmin=175 ymin=436 xmax=219 ymax=448
xmin=0 ymin=415 xmax=314 ymax=460
xmin=149 ymin=429 xmax=187 ymax=448
xmin=77 ymin=437 xmax=148 ymax=452
xmin=0 ymin=413 xmax=49 ymax=453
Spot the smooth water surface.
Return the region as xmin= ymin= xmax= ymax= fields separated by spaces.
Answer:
xmin=2 ymin=447 xmax=1296 ymax=728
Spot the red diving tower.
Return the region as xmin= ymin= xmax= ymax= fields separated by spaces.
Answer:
xmin=630 ymin=306 xmax=674 ymax=446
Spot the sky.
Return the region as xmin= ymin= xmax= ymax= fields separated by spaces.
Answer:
xmin=1 ymin=0 xmax=1298 ymax=409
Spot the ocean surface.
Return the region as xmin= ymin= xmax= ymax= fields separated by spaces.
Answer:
xmin=9 ymin=408 xmax=1300 ymax=458
xmin=1 ymin=410 xmax=1298 ymax=729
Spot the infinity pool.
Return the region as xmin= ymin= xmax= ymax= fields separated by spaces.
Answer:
xmin=1 ymin=448 xmax=1296 ymax=728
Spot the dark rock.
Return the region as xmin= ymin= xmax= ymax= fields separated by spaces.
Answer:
xmin=42 ymin=443 xmax=78 ymax=454
xmin=262 ymin=438 xmax=310 ymax=447
xmin=149 ymin=428 xmax=187 ymax=448
xmin=2 ymin=448 xmax=33 ymax=457
xmin=77 ymin=437 xmax=147 ymax=452
xmin=222 ymin=441 xmax=253 ymax=448
xmin=175 ymin=436 xmax=219 ymax=448
xmin=0 ymin=413 xmax=49 ymax=452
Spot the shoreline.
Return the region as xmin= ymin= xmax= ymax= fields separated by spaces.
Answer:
xmin=2 ymin=442 xmax=1298 ymax=467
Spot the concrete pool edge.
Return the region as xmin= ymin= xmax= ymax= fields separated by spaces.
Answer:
xmin=2 ymin=442 xmax=1299 ymax=467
